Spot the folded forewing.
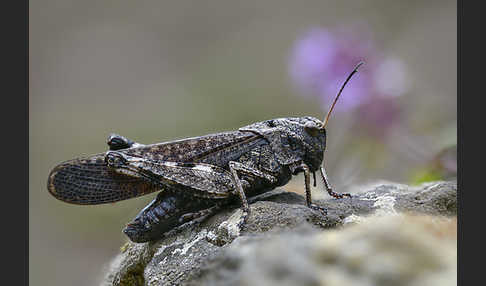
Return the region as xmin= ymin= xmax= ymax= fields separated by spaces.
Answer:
xmin=47 ymin=154 xmax=159 ymax=205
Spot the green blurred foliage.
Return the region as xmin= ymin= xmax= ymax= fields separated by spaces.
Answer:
xmin=410 ymin=168 xmax=444 ymax=185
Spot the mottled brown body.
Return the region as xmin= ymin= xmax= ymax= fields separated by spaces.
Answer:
xmin=47 ymin=117 xmax=351 ymax=243
xmin=48 ymin=130 xmax=288 ymax=204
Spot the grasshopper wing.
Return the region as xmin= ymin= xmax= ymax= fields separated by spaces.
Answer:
xmin=47 ymin=154 xmax=159 ymax=205
xmin=47 ymin=131 xmax=259 ymax=204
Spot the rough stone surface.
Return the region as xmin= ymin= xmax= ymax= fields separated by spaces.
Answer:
xmin=191 ymin=214 xmax=457 ymax=286
xmin=100 ymin=180 xmax=456 ymax=286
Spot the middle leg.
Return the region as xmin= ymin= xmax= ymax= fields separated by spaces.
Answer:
xmin=299 ymin=163 xmax=327 ymax=215
xmin=227 ymin=161 xmax=278 ymax=227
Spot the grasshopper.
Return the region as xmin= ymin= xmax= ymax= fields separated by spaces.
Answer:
xmin=47 ymin=63 xmax=362 ymax=243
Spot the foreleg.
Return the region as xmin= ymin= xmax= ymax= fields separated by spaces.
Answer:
xmin=319 ymin=166 xmax=351 ymax=199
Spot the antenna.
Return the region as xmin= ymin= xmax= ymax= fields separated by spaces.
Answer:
xmin=322 ymin=62 xmax=364 ymax=129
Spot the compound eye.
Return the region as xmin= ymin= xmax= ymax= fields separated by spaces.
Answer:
xmin=304 ymin=123 xmax=320 ymax=137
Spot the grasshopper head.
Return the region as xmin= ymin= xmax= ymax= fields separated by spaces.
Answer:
xmin=256 ymin=116 xmax=327 ymax=172
xmin=292 ymin=116 xmax=327 ymax=171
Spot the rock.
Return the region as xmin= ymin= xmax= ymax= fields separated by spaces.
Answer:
xmin=192 ymin=214 xmax=457 ymax=286
xmin=100 ymin=180 xmax=456 ymax=286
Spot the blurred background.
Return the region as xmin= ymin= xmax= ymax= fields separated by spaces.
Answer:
xmin=30 ymin=1 xmax=456 ymax=285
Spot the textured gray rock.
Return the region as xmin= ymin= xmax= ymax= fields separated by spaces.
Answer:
xmin=191 ymin=214 xmax=457 ymax=286
xmin=100 ymin=180 xmax=456 ymax=286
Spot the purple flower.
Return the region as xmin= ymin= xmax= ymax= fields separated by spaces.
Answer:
xmin=288 ymin=26 xmax=409 ymax=114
